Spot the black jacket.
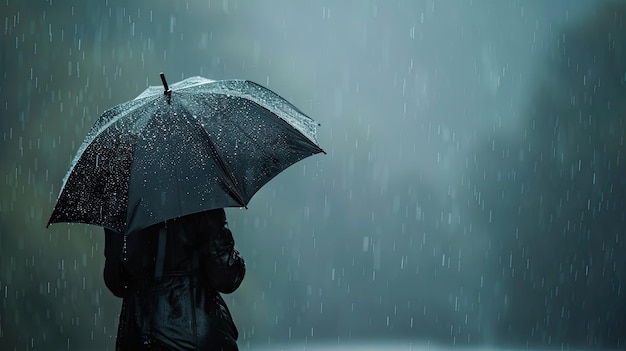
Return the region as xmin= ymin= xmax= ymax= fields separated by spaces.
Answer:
xmin=104 ymin=209 xmax=245 ymax=351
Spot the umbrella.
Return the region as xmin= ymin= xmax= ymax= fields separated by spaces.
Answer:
xmin=47 ymin=73 xmax=324 ymax=235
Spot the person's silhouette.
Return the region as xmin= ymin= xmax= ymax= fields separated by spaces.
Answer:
xmin=104 ymin=209 xmax=245 ymax=350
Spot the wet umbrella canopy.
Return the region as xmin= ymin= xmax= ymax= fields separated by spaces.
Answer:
xmin=47 ymin=74 xmax=325 ymax=235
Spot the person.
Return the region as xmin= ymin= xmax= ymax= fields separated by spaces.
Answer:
xmin=103 ymin=208 xmax=245 ymax=351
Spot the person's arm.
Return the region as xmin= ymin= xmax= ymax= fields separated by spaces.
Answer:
xmin=198 ymin=209 xmax=246 ymax=293
xmin=103 ymin=229 xmax=128 ymax=297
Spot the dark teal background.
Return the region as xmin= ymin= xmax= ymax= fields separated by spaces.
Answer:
xmin=1 ymin=1 xmax=624 ymax=349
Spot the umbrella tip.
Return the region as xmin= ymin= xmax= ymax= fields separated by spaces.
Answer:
xmin=160 ymin=72 xmax=171 ymax=95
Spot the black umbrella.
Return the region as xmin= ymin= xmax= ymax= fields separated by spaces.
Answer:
xmin=48 ymin=74 xmax=324 ymax=235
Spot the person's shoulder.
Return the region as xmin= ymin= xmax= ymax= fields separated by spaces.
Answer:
xmin=194 ymin=208 xmax=226 ymax=220
xmin=178 ymin=209 xmax=226 ymax=227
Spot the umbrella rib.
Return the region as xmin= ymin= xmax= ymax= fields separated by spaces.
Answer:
xmin=225 ymin=99 xmax=326 ymax=159
xmin=215 ymin=80 xmax=321 ymax=145
xmin=186 ymin=114 xmax=248 ymax=207
xmin=61 ymin=98 xmax=157 ymax=194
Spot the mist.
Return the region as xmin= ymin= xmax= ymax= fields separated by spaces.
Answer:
xmin=1 ymin=0 xmax=624 ymax=350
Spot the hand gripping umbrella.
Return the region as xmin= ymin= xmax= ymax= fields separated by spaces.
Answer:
xmin=47 ymin=73 xmax=324 ymax=235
